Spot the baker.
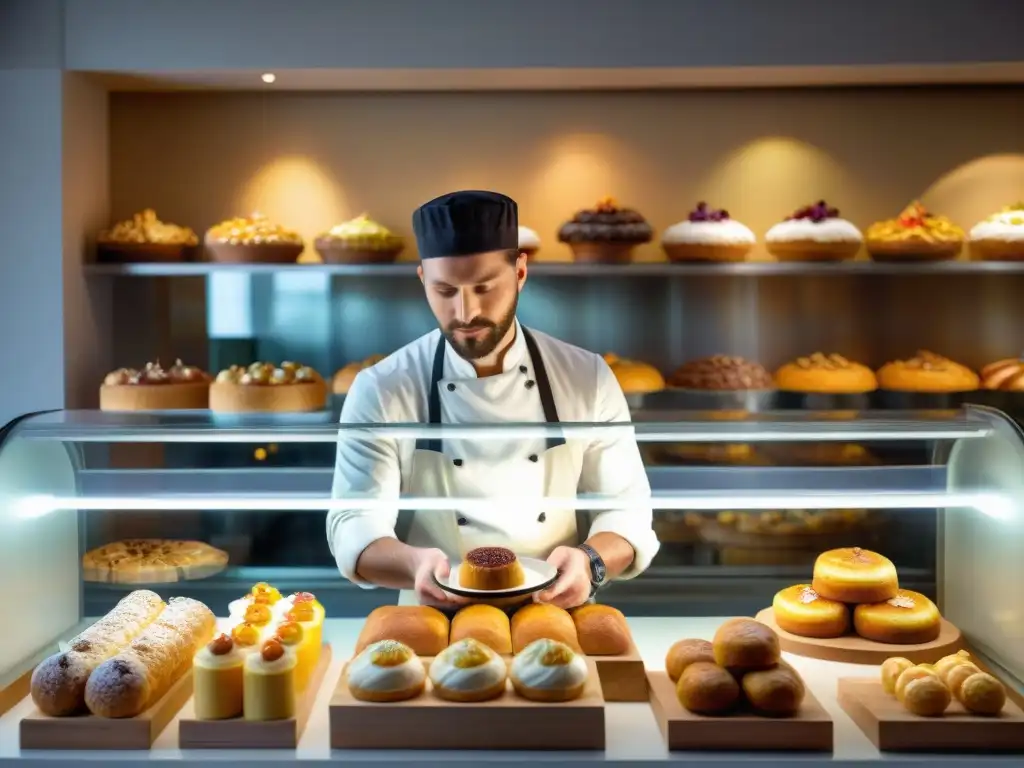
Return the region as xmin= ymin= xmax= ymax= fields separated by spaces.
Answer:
xmin=328 ymin=190 xmax=659 ymax=610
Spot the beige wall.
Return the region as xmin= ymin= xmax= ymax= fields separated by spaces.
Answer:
xmin=108 ymin=87 xmax=1024 ymax=263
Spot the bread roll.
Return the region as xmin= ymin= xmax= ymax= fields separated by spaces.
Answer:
xmin=571 ymin=604 xmax=631 ymax=655
xmin=31 ymin=590 xmax=165 ymax=716
xmin=511 ymin=604 xmax=581 ymax=654
xmin=85 ymin=597 xmax=215 ymax=718
xmin=665 ymin=639 xmax=715 ymax=682
xmin=355 ymin=606 xmax=449 ymax=656
xmin=712 ymin=618 xmax=780 ymax=672
xmin=676 ymin=662 xmax=740 ymax=715
xmin=450 ymin=605 xmax=512 ymax=655
xmin=741 ymin=663 xmax=806 ymax=716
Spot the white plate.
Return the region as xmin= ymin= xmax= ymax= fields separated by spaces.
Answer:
xmin=433 ymin=556 xmax=558 ymax=598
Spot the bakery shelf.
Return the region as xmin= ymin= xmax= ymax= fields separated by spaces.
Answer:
xmin=84 ymin=261 xmax=1024 ymax=278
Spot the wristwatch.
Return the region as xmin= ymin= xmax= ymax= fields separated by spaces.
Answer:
xmin=577 ymin=543 xmax=607 ymax=595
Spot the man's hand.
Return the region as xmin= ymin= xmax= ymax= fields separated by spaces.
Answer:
xmin=412 ymin=548 xmax=469 ymax=609
xmin=535 ymin=545 xmax=591 ymax=609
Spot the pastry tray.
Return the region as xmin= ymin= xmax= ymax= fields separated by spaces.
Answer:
xmin=838 ymin=677 xmax=1024 ymax=752
xmin=20 ymin=669 xmax=193 ymax=750
xmin=591 ymin=635 xmax=647 ymax=702
xmin=647 ymin=671 xmax=832 ymax=751
xmin=178 ymin=644 xmax=333 ymax=749
xmin=329 ymin=656 xmax=605 ymax=750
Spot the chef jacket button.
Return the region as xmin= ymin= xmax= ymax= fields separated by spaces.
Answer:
xmin=528 ymin=454 xmax=538 ymax=462
xmin=446 ymin=383 xmax=456 ymax=392
xmin=457 ymin=517 xmax=468 ymax=526
xmin=519 ymin=365 xmax=528 ymax=374
xmin=537 ymin=512 xmax=547 ymax=523
xmin=453 ymin=458 xmax=463 ymax=467
xmin=525 ymin=380 xmax=535 ymax=389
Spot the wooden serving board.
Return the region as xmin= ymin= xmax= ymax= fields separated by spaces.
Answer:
xmin=755 ymin=607 xmax=962 ymax=665
xmin=591 ymin=636 xmax=647 ymax=702
xmin=647 ymin=671 xmax=832 ymax=751
xmin=838 ymin=677 xmax=1024 ymax=752
xmin=178 ymin=644 xmax=332 ymax=749
xmin=330 ymin=656 xmax=605 ymax=750
xmin=0 ymin=667 xmax=32 ymax=718
xmin=20 ymin=669 xmax=193 ymax=750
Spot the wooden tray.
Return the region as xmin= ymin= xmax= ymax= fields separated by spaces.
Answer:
xmin=330 ymin=656 xmax=604 ymax=750
xmin=20 ymin=669 xmax=193 ymax=750
xmin=755 ymin=608 xmax=962 ymax=664
xmin=838 ymin=677 xmax=1024 ymax=752
xmin=592 ymin=636 xmax=647 ymax=702
xmin=647 ymin=671 xmax=832 ymax=751
xmin=0 ymin=667 xmax=32 ymax=718
xmin=178 ymin=644 xmax=332 ymax=749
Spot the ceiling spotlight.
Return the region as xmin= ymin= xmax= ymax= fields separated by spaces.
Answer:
xmin=261 ymin=73 xmax=276 ymax=84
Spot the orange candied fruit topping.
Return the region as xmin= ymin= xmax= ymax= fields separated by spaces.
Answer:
xmin=287 ymin=603 xmax=315 ymax=622
xmin=261 ymin=638 xmax=285 ymax=663
xmin=594 ymin=196 xmax=619 ymax=213
xmin=208 ymin=633 xmax=234 ymax=656
xmin=275 ymin=620 xmax=304 ymax=646
xmin=251 ymin=582 xmax=281 ymax=604
xmin=540 ymin=642 xmax=574 ymax=667
xmin=231 ymin=622 xmax=260 ymax=647
xmin=291 ymin=591 xmax=316 ymax=604
xmin=244 ymin=603 xmax=273 ymax=625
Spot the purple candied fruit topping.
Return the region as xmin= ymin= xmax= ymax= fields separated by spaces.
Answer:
xmin=688 ymin=201 xmax=731 ymax=223
xmin=789 ymin=200 xmax=840 ymax=222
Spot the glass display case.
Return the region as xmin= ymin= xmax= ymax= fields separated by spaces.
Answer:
xmin=0 ymin=405 xmax=1021 ymax=762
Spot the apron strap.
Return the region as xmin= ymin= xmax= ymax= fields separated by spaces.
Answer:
xmin=400 ymin=335 xmax=446 ymax=543
xmin=521 ymin=328 xmax=566 ymax=451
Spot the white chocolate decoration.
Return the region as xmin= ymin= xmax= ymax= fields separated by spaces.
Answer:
xmin=766 ymin=218 xmax=863 ymax=243
xmin=429 ymin=639 xmax=507 ymax=693
xmin=347 ymin=640 xmax=426 ymax=694
xmin=662 ymin=219 xmax=756 ymax=245
xmin=510 ymin=638 xmax=587 ymax=691
xmin=518 ymin=226 xmax=540 ymax=249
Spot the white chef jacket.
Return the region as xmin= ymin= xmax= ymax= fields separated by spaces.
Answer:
xmin=327 ymin=319 xmax=659 ymax=587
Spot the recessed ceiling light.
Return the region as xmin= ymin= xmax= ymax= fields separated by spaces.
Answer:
xmin=261 ymin=73 xmax=276 ymax=84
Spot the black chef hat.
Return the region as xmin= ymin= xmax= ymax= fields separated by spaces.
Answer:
xmin=413 ymin=190 xmax=518 ymax=260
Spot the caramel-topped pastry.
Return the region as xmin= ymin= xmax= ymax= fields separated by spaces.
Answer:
xmin=206 ymin=212 xmax=302 ymax=246
xmin=775 ymin=353 xmax=878 ymax=394
xmin=866 ymin=201 xmax=964 ymax=261
xmin=211 ymin=362 xmax=327 ymax=413
xmin=99 ymin=209 xmax=198 ymax=246
xmin=670 ymin=355 xmax=774 ymax=390
xmin=772 ymin=584 xmax=850 ymax=638
xmin=100 ymin=360 xmax=211 ymax=411
xmin=980 ymin=356 xmax=1024 ymax=392
xmin=812 ymin=547 xmax=899 ymax=604
xmin=509 ymin=638 xmax=587 ymax=702
xmin=876 ymin=351 xmax=979 ymax=393
xmin=603 ymin=353 xmax=666 ymax=395
xmin=429 ymin=638 xmax=507 ymax=702
xmin=459 ymin=546 xmax=526 ymax=590
xmin=558 ymin=197 xmax=652 ymax=263
xmin=193 ymin=634 xmax=245 ymax=720
xmin=854 ymin=589 xmax=942 ymax=644
xmin=243 ymin=639 xmax=297 ymax=721
xmin=347 ymin=640 xmax=426 ymax=703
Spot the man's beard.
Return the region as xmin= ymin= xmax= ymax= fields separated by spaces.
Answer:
xmin=443 ymin=294 xmax=518 ymax=361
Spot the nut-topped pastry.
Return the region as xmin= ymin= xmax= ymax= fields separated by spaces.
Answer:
xmin=775 ymin=353 xmax=878 ymax=394
xmin=315 ymin=214 xmax=404 ymax=264
xmin=670 ymin=355 xmax=774 ymax=391
xmin=332 ymin=354 xmax=385 ymax=395
xmin=603 ymin=353 xmax=665 ymax=395
xmin=876 ymin=351 xmax=979 ymax=393
xmin=98 ymin=209 xmax=198 ymax=262
xmin=980 ymin=356 xmax=1024 ymax=391
xmin=866 ymin=202 xmax=965 ymax=261
xmin=100 ymin=360 xmax=211 ymax=411
xmin=518 ymin=225 xmax=541 ymax=257
xmin=661 ymin=202 xmax=756 ymax=262
xmin=969 ymin=203 xmax=1024 ymax=261
xmin=210 ymin=361 xmax=327 ymax=413
xmin=205 ymin=212 xmax=304 ymax=264
xmin=558 ymin=197 xmax=653 ymax=263
xmin=766 ymin=200 xmax=863 ymax=261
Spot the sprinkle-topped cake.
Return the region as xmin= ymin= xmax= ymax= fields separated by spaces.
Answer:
xmin=459 ymin=546 xmax=526 ymax=591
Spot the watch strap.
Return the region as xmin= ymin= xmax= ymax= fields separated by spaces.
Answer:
xmin=577 ymin=542 xmax=607 ymax=587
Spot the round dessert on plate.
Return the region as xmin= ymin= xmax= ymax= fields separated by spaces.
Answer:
xmin=347 ymin=639 xmax=426 ymax=703
xmin=853 ymin=589 xmax=942 ymax=644
xmin=518 ymin=225 xmax=541 ymax=258
xmin=811 ymin=547 xmax=899 ymax=604
xmin=509 ymin=638 xmax=588 ymax=702
xmin=210 ymin=361 xmax=327 ymax=413
xmin=772 ymin=584 xmax=850 ymax=638
xmin=205 ymin=213 xmax=304 ymax=264
xmin=661 ymin=202 xmax=755 ymax=263
xmin=100 ymin=360 xmax=211 ymax=411
xmin=603 ymin=353 xmax=665 ymax=397
xmin=429 ymin=638 xmax=508 ymax=702
xmin=435 ymin=547 xmax=557 ymax=599
xmin=97 ymin=209 xmax=198 ymax=263
xmin=876 ymin=350 xmax=979 ymax=409
xmin=332 ymin=354 xmax=385 ymax=395
xmin=557 ymin=197 xmax=653 ymax=263
xmin=866 ymin=201 xmax=964 ymax=261
xmin=765 ymin=201 xmax=863 ymax=262
xmin=969 ymin=203 xmax=1024 ymax=261
xmin=315 ymin=214 xmax=404 ymax=264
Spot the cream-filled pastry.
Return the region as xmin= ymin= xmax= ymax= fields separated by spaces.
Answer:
xmin=347 ymin=640 xmax=426 ymax=703
xmin=229 ymin=621 xmax=263 ymax=656
xmin=429 ymin=638 xmax=508 ymax=702
xmin=510 ymin=638 xmax=588 ymax=702
xmin=193 ymin=634 xmax=245 ymax=720
xmin=275 ymin=620 xmax=317 ymax=693
xmin=243 ymin=639 xmax=297 ymax=721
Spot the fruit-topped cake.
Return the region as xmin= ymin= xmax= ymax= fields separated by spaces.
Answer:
xmin=193 ymin=633 xmax=246 ymax=720
xmin=97 ymin=208 xmax=199 ymax=262
xmin=243 ymin=638 xmax=298 ymax=721
xmin=314 ymin=213 xmax=405 ymax=264
xmin=205 ymin=212 xmax=304 ymax=264
xmin=876 ymin=351 xmax=979 ymax=393
xmin=969 ymin=203 xmax=1024 ymax=261
xmin=332 ymin=354 xmax=385 ymax=395
xmin=229 ymin=622 xmax=262 ymax=655
xmin=275 ymin=620 xmax=316 ymax=692
xmin=866 ymin=201 xmax=965 ymax=261
xmin=100 ymin=359 xmax=211 ymax=411
xmin=282 ymin=592 xmax=325 ymax=647
xmin=765 ymin=200 xmax=863 ymax=261
xmin=661 ymin=202 xmax=756 ymax=262
xmin=518 ymin=225 xmax=541 ymax=257
xmin=228 ymin=582 xmax=282 ymax=618
xmin=557 ymin=197 xmax=653 ymax=263
xmin=210 ymin=361 xmax=327 ymax=413
xmin=459 ymin=546 xmax=526 ymax=591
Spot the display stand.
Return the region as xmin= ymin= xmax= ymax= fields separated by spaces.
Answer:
xmin=178 ymin=644 xmax=332 ymax=749
xmin=592 ymin=636 xmax=647 ymax=702
xmin=0 ymin=668 xmax=33 ymax=718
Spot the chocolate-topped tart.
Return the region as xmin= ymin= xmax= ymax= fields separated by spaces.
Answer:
xmin=100 ymin=360 xmax=211 ymax=411
xmin=558 ymin=197 xmax=653 ymax=263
